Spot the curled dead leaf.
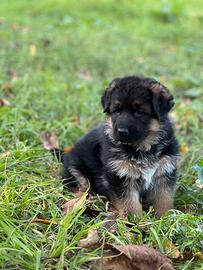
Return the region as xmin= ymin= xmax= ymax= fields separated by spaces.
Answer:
xmin=79 ymin=69 xmax=92 ymax=81
xmin=185 ymin=110 xmax=194 ymax=116
xmin=0 ymin=98 xmax=10 ymax=107
xmin=62 ymin=193 xmax=87 ymax=216
xmin=164 ymin=240 xmax=180 ymax=259
xmin=78 ymin=229 xmax=100 ymax=248
xmin=194 ymin=252 xmax=203 ymax=260
xmin=64 ymin=145 xmax=73 ymax=153
xmin=0 ymin=151 xmax=10 ymax=159
xmin=179 ymin=143 xmax=189 ymax=155
xmin=90 ymin=244 xmax=173 ymax=270
xmin=41 ymin=131 xmax=59 ymax=150
xmin=72 ymin=116 xmax=80 ymax=125
xmin=62 ymin=197 xmax=81 ymax=215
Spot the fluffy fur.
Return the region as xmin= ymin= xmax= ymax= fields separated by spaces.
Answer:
xmin=61 ymin=76 xmax=179 ymax=216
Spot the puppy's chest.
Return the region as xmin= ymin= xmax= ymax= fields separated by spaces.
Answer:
xmin=108 ymin=156 xmax=158 ymax=190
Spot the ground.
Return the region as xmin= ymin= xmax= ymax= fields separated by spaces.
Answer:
xmin=0 ymin=0 xmax=203 ymax=269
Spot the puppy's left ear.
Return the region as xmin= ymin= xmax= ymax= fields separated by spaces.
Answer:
xmin=149 ymin=81 xmax=174 ymax=118
xmin=101 ymin=78 xmax=120 ymax=113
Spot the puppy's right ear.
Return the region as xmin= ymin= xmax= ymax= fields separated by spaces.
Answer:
xmin=101 ymin=78 xmax=120 ymax=113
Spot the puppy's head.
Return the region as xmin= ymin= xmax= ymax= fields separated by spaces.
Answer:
xmin=101 ymin=76 xmax=174 ymax=145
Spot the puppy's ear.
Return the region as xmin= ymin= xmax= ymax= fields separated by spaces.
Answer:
xmin=101 ymin=78 xmax=120 ymax=113
xmin=148 ymin=80 xmax=174 ymax=118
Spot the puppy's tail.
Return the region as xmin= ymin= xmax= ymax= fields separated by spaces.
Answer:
xmin=41 ymin=131 xmax=65 ymax=163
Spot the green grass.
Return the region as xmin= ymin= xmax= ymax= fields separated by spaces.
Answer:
xmin=0 ymin=0 xmax=203 ymax=269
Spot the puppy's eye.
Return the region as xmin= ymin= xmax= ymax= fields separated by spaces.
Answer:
xmin=114 ymin=108 xmax=122 ymax=115
xmin=134 ymin=109 xmax=146 ymax=116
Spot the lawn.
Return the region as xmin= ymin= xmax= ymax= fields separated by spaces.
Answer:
xmin=0 ymin=0 xmax=203 ymax=269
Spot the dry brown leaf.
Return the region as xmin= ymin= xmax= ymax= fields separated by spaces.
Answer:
xmin=90 ymin=244 xmax=173 ymax=270
xmin=62 ymin=193 xmax=87 ymax=216
xmin=0 ymin=98 xmax=10 ymax=106
xmin=31 ymin=218 xmax=57 ymax=225
xmin=7 ymin=69 xmax=18 ymax=82
xmin=179 ymin=143 xmax=189 ymax=155
xmin=72 ymin=116 xmax=80 ymax=125
xmin=41 ymin=131 xmax=59 ymax=150
xmin=64 ymin=145 xmax=73 ymax=153
xmin=194 ymin=252 xmax=203 ymax=260
xmin=0 ymin=151 xmax=10 ymax=159
xmin=79 ymin=69 xmax=92 ymax=81
xmin=164 ymin=240 xmax=180 ymax=259
xmin=62 ymin=197 xmax=81 ymax=215
xmin=185 ymin=110 xmax=194 ymax=116
xmin=12 ymin=23 xmax=19 ymax=30
xmin=78 ymin=229 xmax=100 ymax=248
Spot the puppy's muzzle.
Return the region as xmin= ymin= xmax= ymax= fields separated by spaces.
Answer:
xmin=116 ymin=128 xmax=129 ymax=138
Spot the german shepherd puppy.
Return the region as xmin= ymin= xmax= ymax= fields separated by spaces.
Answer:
xmin=62 ymin=76 xmax=179 ymax=216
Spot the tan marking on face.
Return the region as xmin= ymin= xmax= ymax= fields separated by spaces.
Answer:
xmin=108 ymin=81 xmax=119 ymax=93
xmin=137 ymin=119 xmax=161 ymax=151
xmin=133 ymin=100 xmax=152 ymax=114
xmin=106 ymin=115 xmax=113 ymax=128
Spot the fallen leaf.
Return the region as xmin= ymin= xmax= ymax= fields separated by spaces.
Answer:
xmin=62 ymin=193 xmax=87 ymax=215
xmin=1 ymin=82 xmax=12 ymax=92
xmin=72 ymin=116 xmax=80 ymax=125
xmin=91 ymin=244 xmax=173 ymax=270
xmin=0 ymin=98 xmax=10 ymax=106
xmin=0 ymin=151 xmax=10 ymax=159
xmin=194 ymin=252 xmax=203 ymax=260
xmin=29 ymin=44 xmax=37 ymax=56
xmin=179 ymin=143 xmax=189 ymax=155
xmin=78 ymin=229 xmax=100 ymax=248
xmin=164 ymin=240 xmax=180 ymax=259
xmin=185 ymin=110 xmax=194 ymax=116
xmin=41 ymin=131 xmax=59 ymax=150
xmin=64 ymin=145 xmax=73 ymax=153
xmin=12 ymin=23 xmax=19 ymax=30
xmin=31 ymin=218 xmax=57 ymax=225
xmin=79 ymin=69 xmax=92 ymax=81
xmin=7 ymin=69 xmax=18 ymax=82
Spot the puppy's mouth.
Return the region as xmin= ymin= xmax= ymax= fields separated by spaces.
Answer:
xmin=114 ymin=134 xmax=145 ymax=145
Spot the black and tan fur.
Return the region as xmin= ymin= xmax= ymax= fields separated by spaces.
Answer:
xmin=61 ymin=76 xmax=179 ymax=216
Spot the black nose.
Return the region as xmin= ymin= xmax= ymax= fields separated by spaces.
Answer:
xmin=117 ymin=128 xmax=129 ymax=137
